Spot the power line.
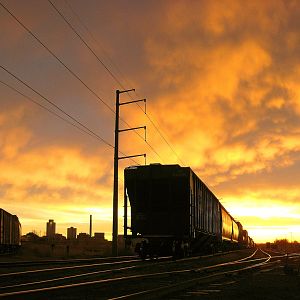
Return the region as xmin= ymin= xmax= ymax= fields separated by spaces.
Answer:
xmin=63 ymin=0 xmax=134 ymax=92
xmin=0 ymin=66 xmax=140 ymax=165
xmin=48 ymin=0 xmax=126 ymax=91
xmin=138 ymin=102 xmax=185 ymax=165
xmin=48 ymin=0 xmax=182 ymax=165
xmin=47 ymin=0 xmax=165 ymax=164
xmin=1 ymin=65 xmax=114 ymax=148
xmin=0 ymin=1 xmax=164 ymax=163
xmin=47 ymin=0 xmax=165 ymax=163
xmin=0 ymin=80 xmax=107 ymax=143
xmin=0 ymin=1 xmax=114 ymax=114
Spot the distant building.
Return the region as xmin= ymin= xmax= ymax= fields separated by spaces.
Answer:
xmin=67 ymin=227 xmax=77 ymax=240
xmin=77 ymin=233 xmax=90 ymax=241
xmin=21 ymin=232 xmax=40 ymax=242
xmin=54 ymin=233 xmax=66 ymax=241
xmin=46 ymin=219 xmax=56 ymax=238
xmin=94 ymin=232 xmax=105 ymax=241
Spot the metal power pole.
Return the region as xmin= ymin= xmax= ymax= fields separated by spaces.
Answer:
xmin=112 ymin=89 xmax=146 ymax=256
xmin=89 ymin=215 xmax=92 ymax=237
xmin=112 ymin=90 xmax=120 ymax=257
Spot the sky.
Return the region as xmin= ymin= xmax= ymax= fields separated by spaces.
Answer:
xmin=1 ymin=0 xmax=300 ymax=243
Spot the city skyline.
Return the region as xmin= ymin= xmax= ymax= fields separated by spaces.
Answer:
xmin=26 ymin=218 xmax=107 ymax=240
xmin=1 ymin=0 xmax=300 ymax=243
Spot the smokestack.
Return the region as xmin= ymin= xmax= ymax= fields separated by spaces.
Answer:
xmin=90 ymin=215 xmax=92 ymax=237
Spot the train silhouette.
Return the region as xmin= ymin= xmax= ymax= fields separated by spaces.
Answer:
xmin=0 ymin=208 xmax=21 ymax=253
xmin=124 ymin=164 xmax=254 ymax=258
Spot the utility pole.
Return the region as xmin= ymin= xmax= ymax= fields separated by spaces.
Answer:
xmin=89 ymin=215 xmax=92 ymax=237
xmin=112 ymin=89 xmax=146 ymax=256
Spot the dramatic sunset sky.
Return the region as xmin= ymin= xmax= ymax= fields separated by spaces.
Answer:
xmin=1 ymin=0 xmax=300 ymax=243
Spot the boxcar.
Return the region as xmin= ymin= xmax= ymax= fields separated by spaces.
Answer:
xmin=243 ymin=229 xmax=249 ymax=247
xmin=0 ymin=209 xmax=21 ymax=253
xmin=124 ymin=164 xmax=244 ymax=256
xmin=236 ymin=222 xmax=249 ymax=248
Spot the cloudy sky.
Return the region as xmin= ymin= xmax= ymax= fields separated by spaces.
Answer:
xmin=1 ymin=0 xmax=300 ymax=242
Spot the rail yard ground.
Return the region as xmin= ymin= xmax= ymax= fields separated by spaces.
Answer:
xmin=0 ymin=240 xmax=117 ymax=262
xmin=166 ymin=252 xmax=300 ymax=300
xmin=0 ymin=248 xmax=299 ymax=299
xmin=186 ymin=268 xmax=300 ymax=300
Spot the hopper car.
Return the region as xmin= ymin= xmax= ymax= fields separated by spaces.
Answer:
xmin=124 ymin=164 xmax=254 ymax=258
xmin=0 ymin=209 xmax=21 ymax=253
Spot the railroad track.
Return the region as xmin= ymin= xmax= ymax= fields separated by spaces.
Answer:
xmin=108 ymin=249 xmax=277 ymax=299
xmin=0 ymin=249 xmax=297 ymax=299
xmin=0 ymin=255 xmax=137 ymax=268
xmin=145 ymin=249 xmax=300 ymax=300
xmin=0 ymin=254 xmax=174 ymax=298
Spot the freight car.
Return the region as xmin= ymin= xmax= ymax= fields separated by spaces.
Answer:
xmin=0 ymin=209 xmax=21 ymax=253
xmin=124 ymin=164 xmax=254 ymax=258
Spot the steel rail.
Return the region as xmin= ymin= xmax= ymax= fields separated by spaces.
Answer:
xmin=0 ymin=256 xmax=172 ymax=291
xmin=235 ymin=248 xmax=258 ymax=261
xmin=109 ymin=250 xmax=280 ymax=299
xmin=0 ymin=250 xmax=256 ymax=290
xmin=0 ymin=255 xmax=137 ymax=268
xmin=0 ymin=249 xmax=260 ymax=297
xmin=0 ymin=248 xmax=258 ymax=278
xmin=0 ymin=265 xmax=137 ymax=291
xmin=194 ymin=248 xmax=272 ymax=272
xmin=0 ymin=257 xmax=142 ymax=278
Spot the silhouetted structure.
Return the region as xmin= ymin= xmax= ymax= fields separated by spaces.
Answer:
xmin=0 ymin=208 xmax=21 ymax=252
xmin=21 ymin=232 xmax=40 ymax=242
xmin=112 ymin=88 xmax=146 ymax=256
xmin=94 ymin=232 xmax=105 ymax=241
xmin=118 ymin=235 xmax=125 ymax=249
xmin=54 ymin=233 xmax=66 ymax=241
xmin=90 ymin=215 xmax=92 ymax=237
xmin=124 ymin=164 xmax=255 ymax=257
xmin=67 ymin=227 xmax=77 ymax=240
xmin=46 ymin=219 xmax=56 ymax=238
xmin=77 ymin=233 xmax=90 ymax=241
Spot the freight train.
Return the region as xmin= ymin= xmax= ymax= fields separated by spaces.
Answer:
xmin=0 ymin=209 xmax=21 ymax=253
xmin=124 ymin=164 xmax=255 ymax=258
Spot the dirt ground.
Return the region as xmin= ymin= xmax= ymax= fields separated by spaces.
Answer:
xmin=0 ymin=241 xmax=115 ymax=262
xmin=179 ymin=265 xmax=300 ymax=299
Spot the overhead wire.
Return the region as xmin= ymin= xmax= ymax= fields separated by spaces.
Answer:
xmin=47 ymin=0 xmax=165 ymax=164
xmin=0 ymin=80 xmax=106 ymax=142
xmin=61 ymin=0 xmax=164 ymax=164
xmin=63 ymin=0 xmax=133 ymax=92
xmin=48 ymin=0 xmax=183 ymax=165
xmin=0 ymin=0 xmax=163 ymax=163
xmin=0 ymin=1 xmax=115 ymax=114
xmin=0 ymin=66 xmax=140 ymax=165
xmin=1 ymin=65 xmax=114 ymax=148
xmin=48 ymin=0 xmax=125 ymax=91
xmin=136 ymin=101 xmax=186 ymax=165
